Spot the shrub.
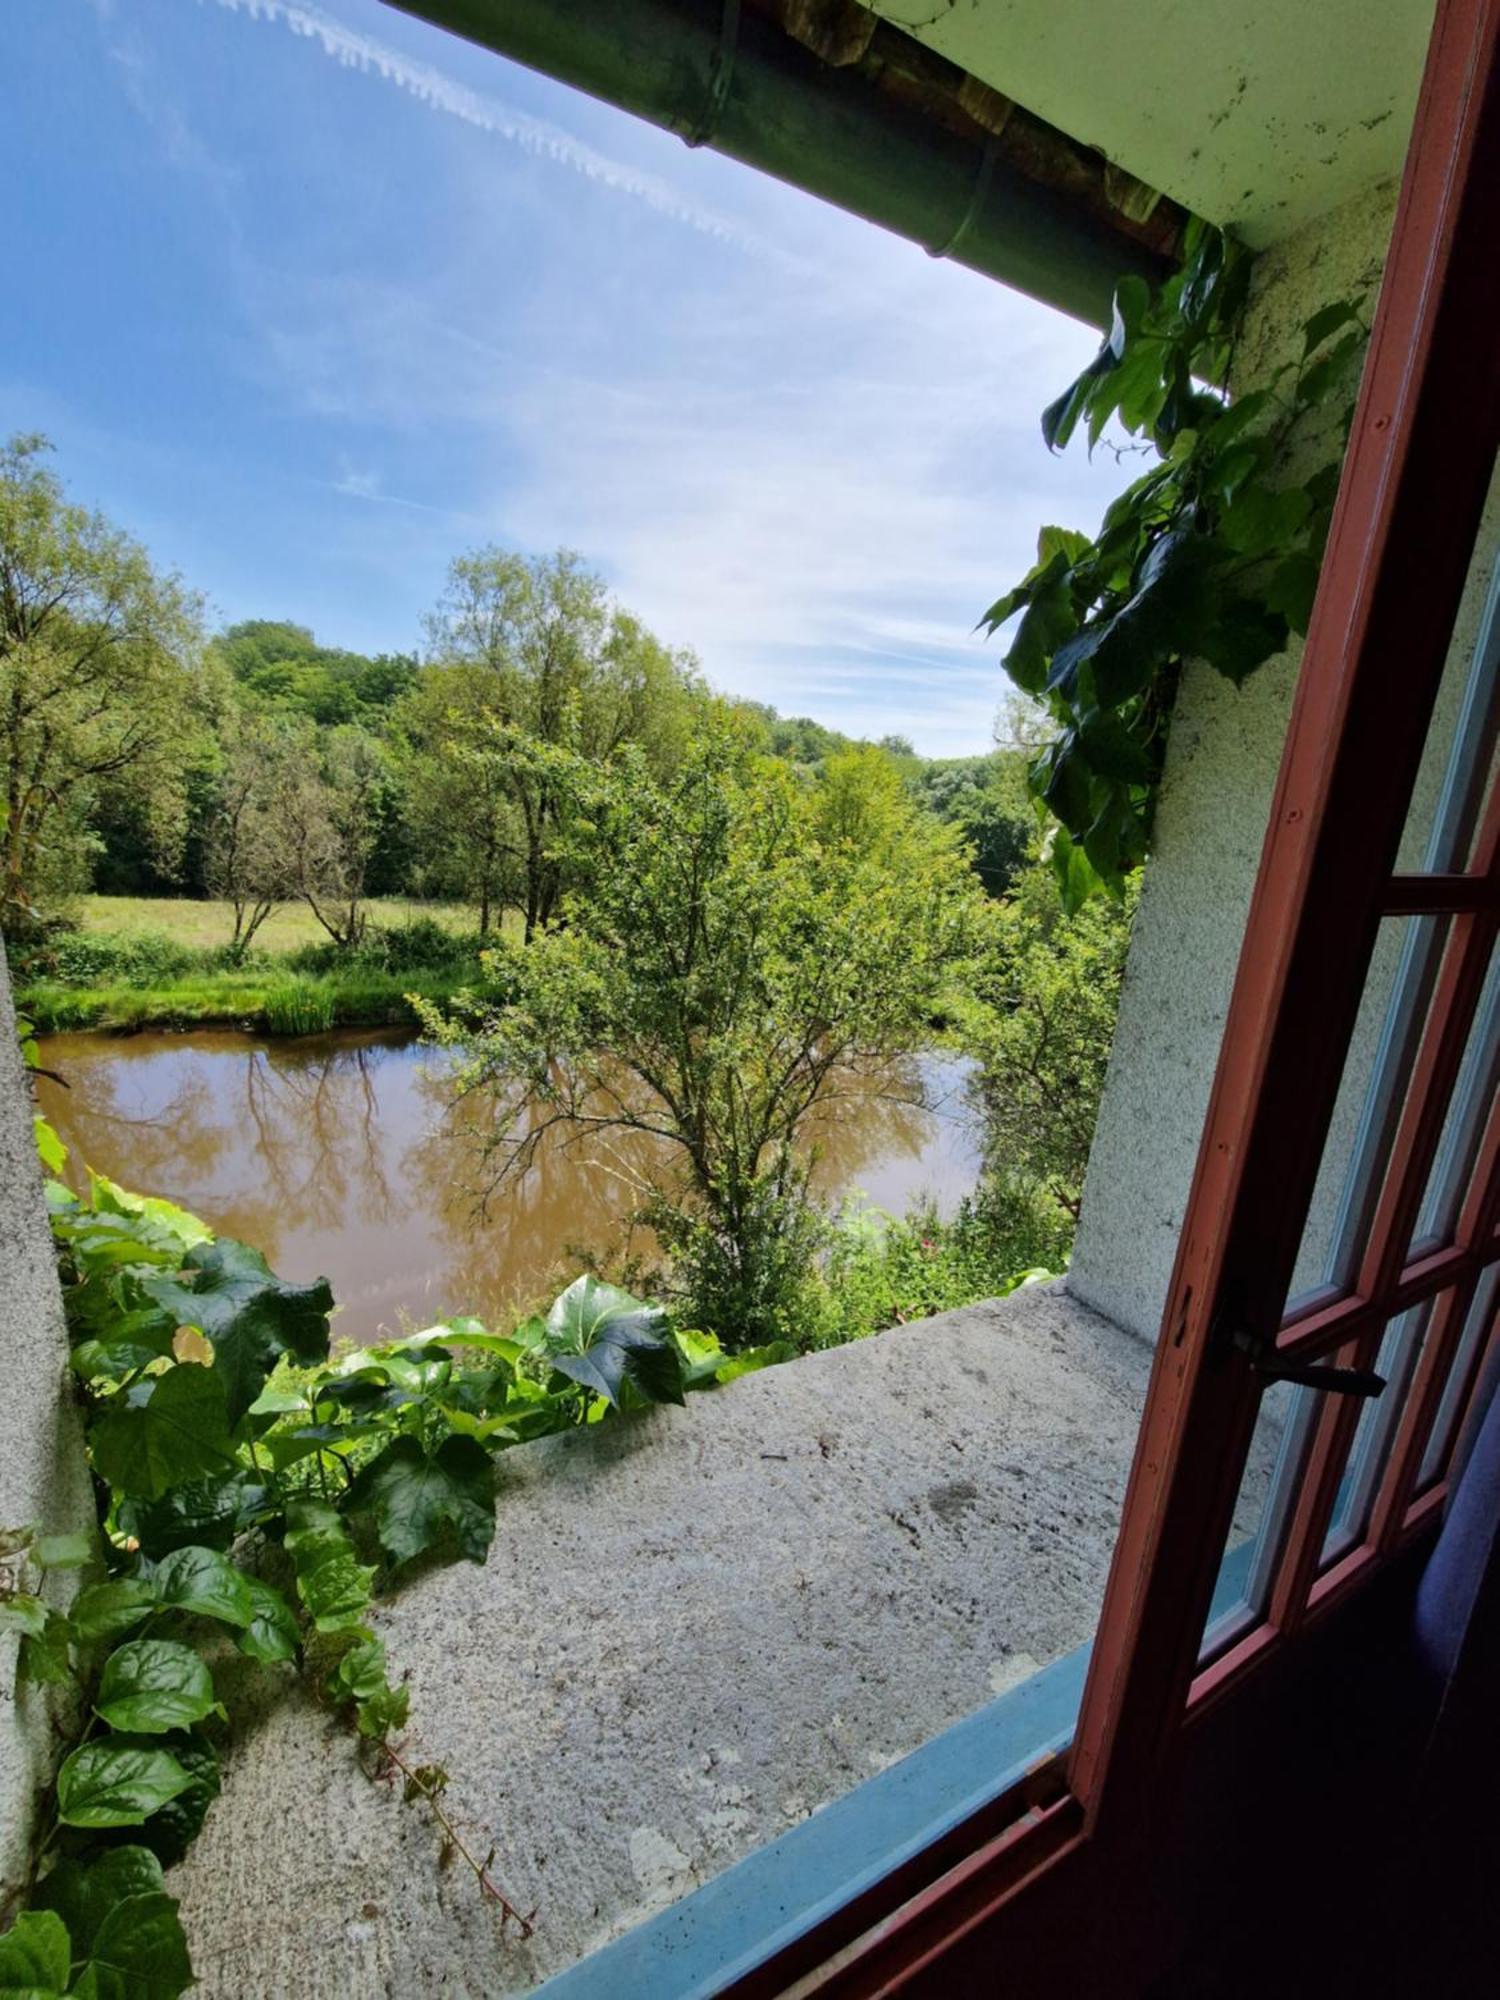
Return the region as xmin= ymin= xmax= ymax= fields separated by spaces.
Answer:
xmin=793 ymin=1173 xmax=1071 ymax=1350
xmin=13 ymin=925 xmax=201 ymax=984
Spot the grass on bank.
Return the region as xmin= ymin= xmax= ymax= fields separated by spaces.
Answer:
xmin=17 ymin=968 xmax=467 ymax=1036
xmin=69 ymin=895 xmax=485 ymax=954
xmin=15 ymin=897 xmax=491 ymax=1035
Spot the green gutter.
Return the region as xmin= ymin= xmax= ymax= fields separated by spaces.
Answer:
xmin=383 ymin=0 xmax=1169 ymax=327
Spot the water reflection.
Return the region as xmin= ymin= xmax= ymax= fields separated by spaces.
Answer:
xmin=36 ymin=1031 xmax=981 ymax=1343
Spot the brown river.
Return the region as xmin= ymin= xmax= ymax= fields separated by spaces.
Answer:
xmin=34 ymin=1032 xmax=981 ymax=1343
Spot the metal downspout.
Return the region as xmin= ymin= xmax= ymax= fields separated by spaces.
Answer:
xmin=382 ymin=0 xmax=1170 ymax=326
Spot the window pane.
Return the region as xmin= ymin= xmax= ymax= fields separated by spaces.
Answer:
xmin=1287 ymin=916 xmax=1448 ymax=1310
xmin=1201 ymin=1381 xmax=1320 ymax=1659
xmin=1409 ymin=942 xmax=1500 ymax=1257
xmin=1321 ymin=1302 xmax=1432 ymax=1564
xmin=1398 ymin=456 xmax=1500 ymax=874
xmin=1419 ymin=1265 xmax=1500 ymax=1488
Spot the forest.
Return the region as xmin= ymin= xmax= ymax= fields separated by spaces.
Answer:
xmin=1 ymin=429 xmax=1134 ymax=1352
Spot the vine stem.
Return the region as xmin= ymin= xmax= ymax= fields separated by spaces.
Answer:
xmin=369 ymin=1734 xmax=536 ymax=1941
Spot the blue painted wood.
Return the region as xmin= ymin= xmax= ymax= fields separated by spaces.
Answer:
xmin=533 ymin=1644 xmax=1088 ymax=2000
xmin=536 ymin=1539 xmax=1258 ymax=2000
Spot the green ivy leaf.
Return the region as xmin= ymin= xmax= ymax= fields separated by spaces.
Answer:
xmin=34 ymin=1846 xmax=165 ymax=1965
xmin=69 ymin=1891 xmax=192 ymax=2000
xmin=121 ymin=1472 xmax=272 ymax=1560
xmin=18 ymin=1612 xmax=75 ymax=1688
xmin=713 ymin=1340 xmax=797 ymax=1384
xmin=237 ymin=1577 xmax=300 ymax=1664
xmin=295 ymin=1552 xmax=376 ymax=1633
xmin=540 ymin=1275 xmax=684 ymax=1409
xmin=1301 ymin=299 xmax=1361 ymax=358
xmin=70 ymin=1579 xmax=159 ymax=1645
xmin=88 ymin=1177 xmax=211 ymax=1252
xmin=96 ymin=1640 xmax=221 ymax=1734
xmin=33 ymin=1115 xmax=68 ymax=1179
xmin=345 ymin=1434 xmax=496 ymax=1567
xmin=152 ymin=1546 xmax=254 ymax=1628
xmin=143 ymin=1237 xmax=334 ymax=1424
xmin=1220 ymin=484 xmax=1313 ymax=558
xmin=88 ymin=1366 xmax=234 ymax=1501
xmin=0 ymin=1595 xmax=48 ymax=1640
xmin=1264 ymin=552 xmax=1323 ymax=636
xmin=56 ymin=1741 xmax=193 ymax=1829
xmin=33 ymin=1531 xmax=95 ymax=1571
xmin=0 ymin=1909 xmax=70 ymax=1996
xmin=132 ymin=1732 xmax=221 ymax=1866
xmin=1075 ymin=712 xmax=1155 ymax=784
xmin=355 ymin=1680 xmax=410 ymax=1740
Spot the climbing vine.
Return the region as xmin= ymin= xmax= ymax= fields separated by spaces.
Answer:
xmin=1 ymin=1050 xmax=790 ymax=1993
xmin=984 ymin=219 xmax=1369 ymax=909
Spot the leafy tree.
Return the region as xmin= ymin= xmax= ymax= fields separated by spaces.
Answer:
xmin=213 ymin=620 xmax=417 ymax=727
xmin=910 ymin=750 xmax=1033 ymax=898
xmin=965 ymin=858 xmax=1138 ymax=1219
xmin=420 ymin=723 xmax=985 ymax=1346
xmin=0 ymin=435 xmax=204 ymax=926
xmin=282 ymin=726 xmax=389 ymax=949
xmin=202 ymin=716 xmax=300 ymax=956
xmin=423 ymin=549 xmax=701 ymax=940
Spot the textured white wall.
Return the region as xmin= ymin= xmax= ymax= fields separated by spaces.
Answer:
xmin=1069 ymin=178 xmax=1499 ymax=1341
xmin=0 ymin=948 xmax=93 ymax=1907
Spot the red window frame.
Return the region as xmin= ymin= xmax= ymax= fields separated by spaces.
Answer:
xmin=727 ymin=0 xmax=1500 ymax=1989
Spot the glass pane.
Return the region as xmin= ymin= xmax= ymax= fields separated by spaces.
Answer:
xmin=1321 ymin=1302 xmax=1432 ymax=1564
xmin=1398 ymin=456 xmax=1500 ymax=874
xmin=1201 ymin=1381 xmax=1320 ymax=1658
xmin=1409 ymin=942 xmax=1500 ymax=1257
xmin=1419 ymin=1264 xmax=1500 ymax=1487
xmin=1287 ymin=916 xmax=1448 ymax=1310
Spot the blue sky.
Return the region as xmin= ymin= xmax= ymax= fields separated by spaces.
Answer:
xmin=3 ymin=0 xmax=1134 ymax=756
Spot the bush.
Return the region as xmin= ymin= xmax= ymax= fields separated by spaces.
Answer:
xmin=11 ymin=925 xmax=202 ymax=985
xmin=650 ymin=1163 xmax=829 ymax=1352
xmin=794 ymin=1173 xmax=1072 ymax=1350
xmin=286 ymin=917 xmax=480 ymax=977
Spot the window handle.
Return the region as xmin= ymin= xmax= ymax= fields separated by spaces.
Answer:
xmin=1229 ymin=1326 xmax=1386 ymax=1399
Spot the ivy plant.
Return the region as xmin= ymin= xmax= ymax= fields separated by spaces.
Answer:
xmin=1 ymin=1097 xmax=795 ymax=1991
xmin=983 ymin=219 xmax=1369 ymax=909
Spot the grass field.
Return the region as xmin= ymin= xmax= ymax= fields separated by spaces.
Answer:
xmin=18 ymin=896 xmax=489 ymax=1036
xmin=72 ymin=896 xmax=481 ymax=954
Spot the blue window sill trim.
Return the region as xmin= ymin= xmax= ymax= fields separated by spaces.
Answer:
xmin=535 ymin=1542 xmax=1258 ymax=2000
xmin=533 ymin=1643 xmax=1087 ymax=2000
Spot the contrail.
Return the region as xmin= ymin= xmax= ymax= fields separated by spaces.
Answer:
xmin=199 ymin=0 xmax=766 ymax=251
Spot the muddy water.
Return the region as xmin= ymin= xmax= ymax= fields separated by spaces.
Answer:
xmin=35 ymin=1031 xmax=981 ymax=1343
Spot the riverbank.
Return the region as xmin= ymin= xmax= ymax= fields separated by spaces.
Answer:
xmin=17 ymin=967 xmax=465 ymax=1035
xmin=12 ymin=897 xmax=486 ymax=1034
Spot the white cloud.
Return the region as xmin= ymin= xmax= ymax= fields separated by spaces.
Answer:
xmin=199 ymin=0 xmax=775 ymax=254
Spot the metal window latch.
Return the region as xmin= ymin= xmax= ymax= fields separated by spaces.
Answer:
xmin=1229 ymin=1325 xmax=1387 ymax=1399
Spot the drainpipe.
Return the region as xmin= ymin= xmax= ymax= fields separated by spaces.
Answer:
xmin=382 ymin=0 xmax=1173 ymax=326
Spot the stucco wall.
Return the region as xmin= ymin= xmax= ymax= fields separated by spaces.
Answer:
xmin=1068 ymin=178 xmax=1498 ymax=1340
xmin=0 ymin=948 xmax=93 ymax=1907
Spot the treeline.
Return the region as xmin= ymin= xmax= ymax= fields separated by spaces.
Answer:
xmin=0 ymin=434 xmax=1033 ymax=948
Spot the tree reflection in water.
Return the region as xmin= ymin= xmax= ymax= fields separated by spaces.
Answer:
xmin=35 ymin=1031 xmax=979 ymax=1343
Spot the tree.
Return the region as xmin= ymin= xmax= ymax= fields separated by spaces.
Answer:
xmin=282 ymin=727 xmax=389 ymax=949
xmin=213 ymin=620 xmax=418 ymax=727
xmin=0 ymin=435 xmax=204 ymax=926
xmin=420 ymin=724 xmax=984 ymax=1346
xmin=910 ymin=749 xmax=1033 ymax=898
xmin=203 ymin=717 xmax=300 ymax=957
xmin=422 ymin=549 xmax=701 ymax=941
xmin=965 ymin=859 xmax=1138 ymax=1219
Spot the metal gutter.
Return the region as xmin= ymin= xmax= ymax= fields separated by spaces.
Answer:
xmin=382 ymin=0 xmax=1180 ymax=326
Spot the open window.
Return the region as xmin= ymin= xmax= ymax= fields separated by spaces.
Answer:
xmin=528 ymin=1 xmax=1498 ymax=1990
